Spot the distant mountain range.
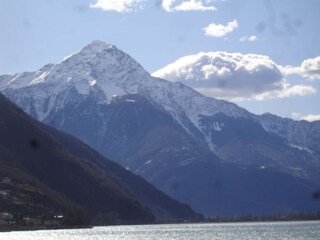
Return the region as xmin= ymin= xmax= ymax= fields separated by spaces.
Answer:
xmin=0 ymin=93 xmax=201 ymax=224
xmin=1 ymin=41 xmax=319 ymax=217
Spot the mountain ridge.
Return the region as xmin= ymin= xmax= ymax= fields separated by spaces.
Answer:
xmin=0 ymin=92 xmax=201 ymax=222
xmin=1 ymin=40 xmax=319 ymax=216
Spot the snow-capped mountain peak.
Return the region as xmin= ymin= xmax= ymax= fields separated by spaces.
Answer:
xmin=1 ymin=41 xmax=152 ymax=96
xmin=60 ymin=40 xmax=114 ymax=63
xmin=80 ymin=40 xmax=113 ymax=55
xmin=52 ymin=41 xmax=149 ymax=91
xmin=0 ymin=41 xmax=253 ymax=145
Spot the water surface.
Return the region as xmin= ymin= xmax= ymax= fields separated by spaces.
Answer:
xmin=0 ymin=221 xmax=319 ymax=240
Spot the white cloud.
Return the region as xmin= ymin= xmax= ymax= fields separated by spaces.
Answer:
xmin=301 ymin=57 xmax=320 ymax=79
xmin=203 ymin=20 xmax=238 ymax=38
xmin=90 ymin=0 xmax=146 ymax=13
xmin=254 ymin=84 xmax=316 ymax=101
xmin=303 ymin=114 xmax=320 ymax=122
xmin=281 ymin=56 xmax=320 ymax=80
xmin=291 ymin=112 xmax=320 ymax=122
xmin=280 ymin=65 xmax=300 ymax=76
xmin=162 ymin=0 xmax=217 ymax=12
xmin=152 ymin=51 xmax=317 ymax=100
xmin=240 ymin=35 xmax=258 ymax=42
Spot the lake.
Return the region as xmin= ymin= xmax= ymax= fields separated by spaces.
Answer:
xmin=0 ymin=221 xmax=319 ymax=240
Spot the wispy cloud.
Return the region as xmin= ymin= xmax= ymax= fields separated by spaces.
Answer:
xmin=281 ymin=56 xmax=320 ymax=80
xmin=90 ymin=0 xmax=146 ymax=13
xmin=152 ymin=51 xmax=316 ymax=101
xmin=162 ymin=0 xmax=217 ymax=12
xmin=240 ymin=35 xmax=258 ymax=42
xmin=254 ymin=84 xmax=316 ymax=101
xmin=203 ymin=20 xmax=238 ymax=38
xmin=292 ymin=112 xmax=320 ymax=122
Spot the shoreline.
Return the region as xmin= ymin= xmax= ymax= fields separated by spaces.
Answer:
xmin=1 ymin=218 xmax=320 ymax=233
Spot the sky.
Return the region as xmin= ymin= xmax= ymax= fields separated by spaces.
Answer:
xmin=0 ymin=0 xmax=319 ymax=120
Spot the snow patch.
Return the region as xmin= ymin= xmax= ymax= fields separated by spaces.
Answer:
xmin=211 ymin=122 xmax=224 ymax=131
xmin=90 ymin=79 xmax=97 ymax=86
xmin=30 ymin=71 xmax=51 ymax=85
xmin=60 ymin=51 xmax=79 ymax=63
xmin=288 ymin=143 xmax=313 ymax=154
xmin=144 ymin=160 xmax=152 ymax=165
xmin=7 ymin=73 xmax=35 ymax=89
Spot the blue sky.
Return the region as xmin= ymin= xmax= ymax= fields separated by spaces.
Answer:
xmin=0 ymin=0 xmax=319 ymax=120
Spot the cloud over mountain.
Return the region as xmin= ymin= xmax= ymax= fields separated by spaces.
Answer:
xmin=292 ymin=112 xmax=320 ymax=122
xmin=153 ymin=52 xmax=316 ymax=100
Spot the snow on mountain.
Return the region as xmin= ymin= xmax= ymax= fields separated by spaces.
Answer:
xmin=1 ymin=41 xmax=320 ymax=217
xmin=0 ymin=40 xmax=317 ymax=154
xmin=0 ymin=41 xmax=250 ymax=142
xmin=257 ymin=112 xmax=320 ymax=154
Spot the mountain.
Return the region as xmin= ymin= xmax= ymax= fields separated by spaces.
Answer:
xmin=258 ymin=113 xmax=320 ymax=154
xmin=1 ymin=40 xmax=319 ymax=216
xmin=0 ymin=93 xmax=201 ymax=223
